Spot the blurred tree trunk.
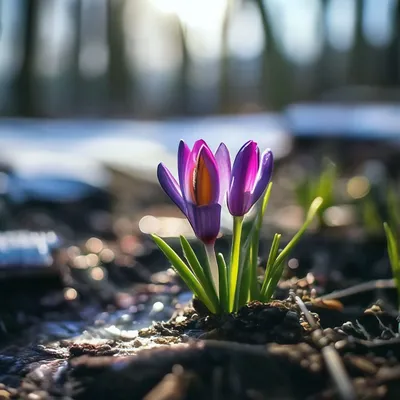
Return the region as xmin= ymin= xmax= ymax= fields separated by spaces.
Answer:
xmin=15 ymin=0 xmax=38 ymax=117
xmin=349 ymin=0 xmax=367 ymax=84
xmin=219 ymin=0 xmax=232 ymax=114
xmin=385 ymin=0 xmax=400 ymax=85
xmin=107 ymin=0 xmax=130 ymax=116
xmin=72 ymin=0 xmax=82 ymax=115
xmin=318 ymin=0 xmax=333 ymax=91
xmin=177 ymin=19 xmax=190 ymax=116
xmin=255 ymin=0 xmax=292 ymax=110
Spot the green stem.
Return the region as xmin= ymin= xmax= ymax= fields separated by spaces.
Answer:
xmin=249 ymin=231 xmax=260 ymax=300
xmin=205 ymin=243 xmax=219 ymax=297
xmin=229 ymin=216 xmax=244 ymax=312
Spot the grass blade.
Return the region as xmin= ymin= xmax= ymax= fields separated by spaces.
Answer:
xmin=387 ymin=186 xmax=400 ymax=239
xmin=239 ymin=183 xmax=274 ymax=305
xmin=152 ymin=234 xmax=217 ymax=313
xmin=260 ymin=197 xmax=323 ymax=302
xmin=260 ymin=233 xmax=281 ymax=298
xmin=383 ymin=222 xmax=400 ymax=311
xmin=217 ymin=253 xmax=229 ymax=312
xmin=273 ymin=197 xmax=323 ymax=268
xmin=384 ymin=223 xmax=398 ymax=269
xmin=180 ymin=236 xmax=219 ymax=312
xmin=262 ymin=258 xmax=285 ymax=302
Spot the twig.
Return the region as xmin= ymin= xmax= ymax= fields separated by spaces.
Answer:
xmin=315 ymin=279 xmax=395 ymax=301
xmin=290 ymin=292 xmax=356 ymax=400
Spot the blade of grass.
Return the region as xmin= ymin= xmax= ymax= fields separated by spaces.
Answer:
xmin=260 ymin=233 xmax=281 ymax=298
xmin=260 ymin=197 xmax=323 ymax=302
xmin=249 ymin=183 xmax=273 ymax=299
xmin=387 ymin=186 xmax=400 ymax=239
xmin=152 ymin=235 xmax=217 ymax=313
xmin=217 ymin=253 xmax=229 ymax=312
xmin=383 ymin=222 xmax=400 ymax=311
xmin=239 ymin=183 xmax=273 ymax=305
xmin=273 ymin=197 xmax=323 ymax=268
xmin=262 ymin=257 xmax=285 ymax=302
xmin=317 ymin=160 xmax=336 ymax=209
xmin=237 ymin=245 xmax=252 ymax=307
xmin=362 ymin=196 xmax=382 ymax=236
xmin=180 ymin=236 xmax=219 ymax=312
xmin=384 ymin=222 xmax=398 ymax=269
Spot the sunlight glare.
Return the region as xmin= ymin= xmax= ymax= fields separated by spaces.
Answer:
xmin=150 ymin=0 xmax=227 ymax=29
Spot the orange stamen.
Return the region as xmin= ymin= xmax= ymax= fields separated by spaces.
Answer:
xmin=192 ymin=154 xmax=213 ymax=206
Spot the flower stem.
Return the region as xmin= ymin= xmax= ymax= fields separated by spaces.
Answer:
xmin=229 ymin=216 xmax=244 ymax=312
xmin=205 ymin=243 xmax=219 ymax=297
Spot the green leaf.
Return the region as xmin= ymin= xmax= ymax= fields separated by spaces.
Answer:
xmin=260 ymin=197 xmax=323 ymax=302
xmin=217 ymin=253 xmax=229 ymax=313
xmin=387 ymin=186 xmax=400 ymax=239
xmin=316 ymin=160 xmax=336 ymax=210
xmin=237 ymin=244 xmax=252 ymax=308
xmin=238 ymin=182 xmax=273 ymax=305
xmin=260 ymin=233 xmax=281 ymax=298
xmin=384 ymin=223 xmax=398 ymax=268
xmin=362 ymin=196 xmax=382 ymax=236
xmin=384 ymin=222 xmax=400 ymax=310
xmin=152 ymin=235 xmax=217 ymax=313
xmin=262 ymin=258 xmax=286 ymax=303
xmin=180 ymin=236 xmax=219 ymax=312
xmin=260 ymin=182 xmax=273 ymax=221
xmin=295 ymin=160 xmax=336 ymax=226
xmin=273 ymin=197 xmax=323 ymax=268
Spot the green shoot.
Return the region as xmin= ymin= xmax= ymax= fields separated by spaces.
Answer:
xmin=295 ymin=159 xmax=336 ymax=227
xmin=384 ymin=222 xmax=400 ymax=311
xmin=153 ymin=191 xmax=323 ymax=315
xmin=152 ymin=235 xmax=219 ymax=314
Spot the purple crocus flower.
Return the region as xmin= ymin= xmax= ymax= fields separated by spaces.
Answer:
xmin=227 ymin=140 xmax=273 ymax=217
xmin=157 ymin=140 xmax=231 ymax=244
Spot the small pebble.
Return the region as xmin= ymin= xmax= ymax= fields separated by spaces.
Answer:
xmin=376 ymin=386 xmax=387 ymax=397
xmin=139 ymin=328 xmax=153 ymax=337
xmin=300 ymin=359 xmax=310 ymax=368
xmin=373 ymin=357 xmax=387 ymax=366
xmin=377 ymin=366 xmax=400 ymax=381
xmin=309 ymin=362 xmax=321 ymax=373
xmin=317 ymin=337 xmax=330 ymax=348
xmin=334 ymin=340 xmax=348 ymax=351
xmin=0 ymin=390 xmax=9 ymax=400
xmin=33 ymin=391 xmax=48 ymax=400
xmin=21 ymin=382 xmax=36 ymax=392
xmin=346 ymin=355 xmax=377 ymax=375
xmin=133 ymin=339 xmax=143 ymax=348
xmin=285 ymin=311 xmax=298 ymax=321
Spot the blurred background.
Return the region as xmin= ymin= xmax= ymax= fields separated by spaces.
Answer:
xmin=0 ymin=0 xmax=399 ymax=343
xmin=1 ymin=0 xmax=400 ymax=118
xmin=0 ymin=0 xmax=399 ymax=270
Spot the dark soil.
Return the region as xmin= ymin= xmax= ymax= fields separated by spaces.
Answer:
xmin=0 ymin=235 xmax=399 ymax=400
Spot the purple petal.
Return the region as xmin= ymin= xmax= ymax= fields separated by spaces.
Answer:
xmin=250 ymin=149 xmax=274 ymax=208
xmin=191 ymin=139 xmax=210 ymax=160
xmin=178 ymin=140 xmax=191 ymax=201
xmin=177 ymin=140 xmax=190 ymax=188
xmin=227 ymin=141 xmax=259 ymax=216
xmin=185 ymin=203 xmax=221 ymax=244
xmin=181 ymin=140 xmax=208 ymax=202
xmin=215 ymin=143 xmax=231 ymax=205
xmin=157 ymin=163 xmax=186 ymax=215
